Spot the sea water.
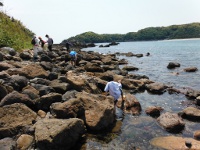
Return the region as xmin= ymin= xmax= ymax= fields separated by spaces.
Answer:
xmin=81 ymin=39 xmax=200 ymax=150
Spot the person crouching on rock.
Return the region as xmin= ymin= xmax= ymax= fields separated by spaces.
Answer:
xmin=104 ymin=75 xmax=124 ymax=115
xmin=69 ymin=50 xmax=77 ymax=67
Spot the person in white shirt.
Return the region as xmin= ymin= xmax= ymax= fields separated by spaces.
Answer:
xmin=31 ymin=35 xmax=39 ymax=61
xmin=104 ymin=75 xmax=124 ymax=114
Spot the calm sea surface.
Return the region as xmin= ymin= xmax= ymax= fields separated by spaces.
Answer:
xmin=81 ymin=39 xmax=200 ymax=150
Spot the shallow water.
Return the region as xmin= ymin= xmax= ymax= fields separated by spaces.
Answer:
xmin=81 ymin=39 xmax=200 ymax=149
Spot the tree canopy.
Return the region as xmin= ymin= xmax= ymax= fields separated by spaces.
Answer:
xmin=65 ymin=23 xmax=200 ymax=44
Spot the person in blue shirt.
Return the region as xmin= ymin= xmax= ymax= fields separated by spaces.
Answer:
xmin=69 ymin=50 xmax=77 ymax=67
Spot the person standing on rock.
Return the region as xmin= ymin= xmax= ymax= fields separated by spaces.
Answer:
xmin=104 ymin=75 xmax=125 ymax=116
xmin=69 ymin=50 xmax=77 ymax=67
xmin=45 ymin=34 xmax=53 ymax=51
xmin=31 ymin=35 xmax=40 ymax=61
xmin=38 ymin=36 xmax=46 ymax=50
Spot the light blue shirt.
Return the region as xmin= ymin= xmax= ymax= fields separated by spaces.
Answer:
xmin=104 ymin=81 xmax=122 ymax=100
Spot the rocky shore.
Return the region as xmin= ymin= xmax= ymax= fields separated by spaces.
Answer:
xmin=0 ymin=44 xmax=200 ymax=149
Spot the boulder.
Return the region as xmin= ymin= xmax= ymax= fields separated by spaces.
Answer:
xmin=31 ymin=83 xmax=55 ymax=96
xmin=35 ymin=118 xmax=86 ymax=150
xmin=157 ymin=112 xmax=185 ymax=132
xmin=40 ymin=61 xmax=53 ymax=71
xmin=62 ymin=90 xmax=78 ymax=101
xmin=150 ymin=136 xmax=200 ymax=149
xmin=19 ymin=51 xmax=32 ymax=60
xmin=0 ymin=71 xmax=10 ymax=79
xmin=36 ymin=92 xmax=62 ymax=111
xmin=146 ymin=82 xmax=168 ymax=94
xmin=0 ymin=91 xmax=35 ymax=108
xmin=0 ymin=103 xmax=37 ymax=138
xmin=66 ymin=71 xmax=102 ymax=94
xmin=122 ymin=66 xmax=139 ymax=71
xmin=0 ymin=52 xmax=4 ymax=61
xmin=184 ymin=67 xmax=198 ymax=72
xmin=76 ymin=92 xmax=115 ymax=130
xmin=0 ymin=62 xmax=13 ymax=71
xmin=84 ymin=62 xmax=104 ymax=72
xmin=196 ymin=96 xmax=200 ymax=106
xmin=50 ymin=98 xmax=84 ymax=119
xmin=22 ymin=85 xmax=40 ymax=100
xmin=0 ymin=84 xmax=8 ymax=100
xmin=49 ymin=80 xmax=71 ymax=94
xmin=194 ymin=130 xmax=200 ymax=140
xmin=21 ymin=64 xmax=49 ymax=79
xmin=16 ymin=134 xmax=34 ymax=150
xmin=0 ymin=138 xmax=16 ymax=150
xmin=121 ymin=93 xmax=142 ymax=115
xmin=185 ymin=89 xmax=200 ymax=99
xmin=11 ymin=75 xmax=28 ymax=91
xmin=121 ymin=78 xmax=146 ymax=92
xmin=167 ymin=62 xmax=180 ymax=69
xmin=181 ymin=107 xmax=200 ymax=121
xmin=145 ymin=106 xmax=163 ymax=117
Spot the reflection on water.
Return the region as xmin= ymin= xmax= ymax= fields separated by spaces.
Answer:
xmin=81 ymin=39 xmax=200 ymax=149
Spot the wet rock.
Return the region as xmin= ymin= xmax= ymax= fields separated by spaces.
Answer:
xmin=0 ymin=103 xmax=37 ymax=138
xmin=125 ymin=52 xmax=135 ymax=57
xmin=35 ymin=118 xmax=86 ymax=150
xmin=146 ymin=82 xmax=168 ymax=94
xmin=0 ymin=91 xmax=35 ymax=108
xmin=181 ymin=106 xmax=200 ymax=121
xmin=0 ymin=138 xmax=16 ymax=150
xmin=16 ymin=134 xmax=34 ymax=150
xmin=150 ymin=136 xmax=200 ymax=149
xmin=50 ymin=98 xmax=84 ymax=119
xmin=184 ymin=67 xmax=198 ymax=72
xmin=194 ymin=130 xmax=200 ymax=140
xmin=121 ymin=78 xmax=146 ymax=92
xmin=145 ymin=106 xmax=163 ymax=117
xmin=157 ymin=112 xmax=185 ymax=133
xmin=135 ymin=54 xmax=143 ymax=57
xmin=36 ymin=92 xmax=62 ymax=111
xmin=118 ymin=58 xmax=128 ymax=65
xmin=196 ymin=96 xmax=200 ymax=105
xmin=167 ymin=62 xmax=180 ymax=69
xmin=122 ymin=66 xmax=139 ymax=71
xmin=185 ymin=88 xmax=200 ymax=99
xmin=122 ymin=93 xmax=142 ymax=115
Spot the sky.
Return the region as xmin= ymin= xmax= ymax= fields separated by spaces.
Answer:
xmin=2 ymin=0 xmax=200 ymax=43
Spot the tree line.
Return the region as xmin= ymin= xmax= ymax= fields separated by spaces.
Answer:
xmin=65 ymin=23 xmax=200 ymax=43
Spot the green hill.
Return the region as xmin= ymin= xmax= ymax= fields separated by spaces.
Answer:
xmin=0 ymin=12 xmax=34 ymax=51
xmin=65 ymin=23 xmax=200 ymax=43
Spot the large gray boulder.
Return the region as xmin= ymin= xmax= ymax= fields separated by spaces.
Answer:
xmin=35 ymin=118 xmax=86 ymax=150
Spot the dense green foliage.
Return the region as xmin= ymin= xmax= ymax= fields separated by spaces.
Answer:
xmin=0 ymin=12 xmax=34 ymax=51
xmin=66 ymin=23 xmax=200 ymax=43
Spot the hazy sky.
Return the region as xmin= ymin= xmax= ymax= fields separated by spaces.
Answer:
xmin=3 ymin=0 xmax=200 ymax=43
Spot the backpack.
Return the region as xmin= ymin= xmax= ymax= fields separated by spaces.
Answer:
xmin=31 ymin=38 xmax=36 ymax=45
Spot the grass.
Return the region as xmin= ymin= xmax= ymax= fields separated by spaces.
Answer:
xmin=0 ymin=11 xmax=35 ymax=51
